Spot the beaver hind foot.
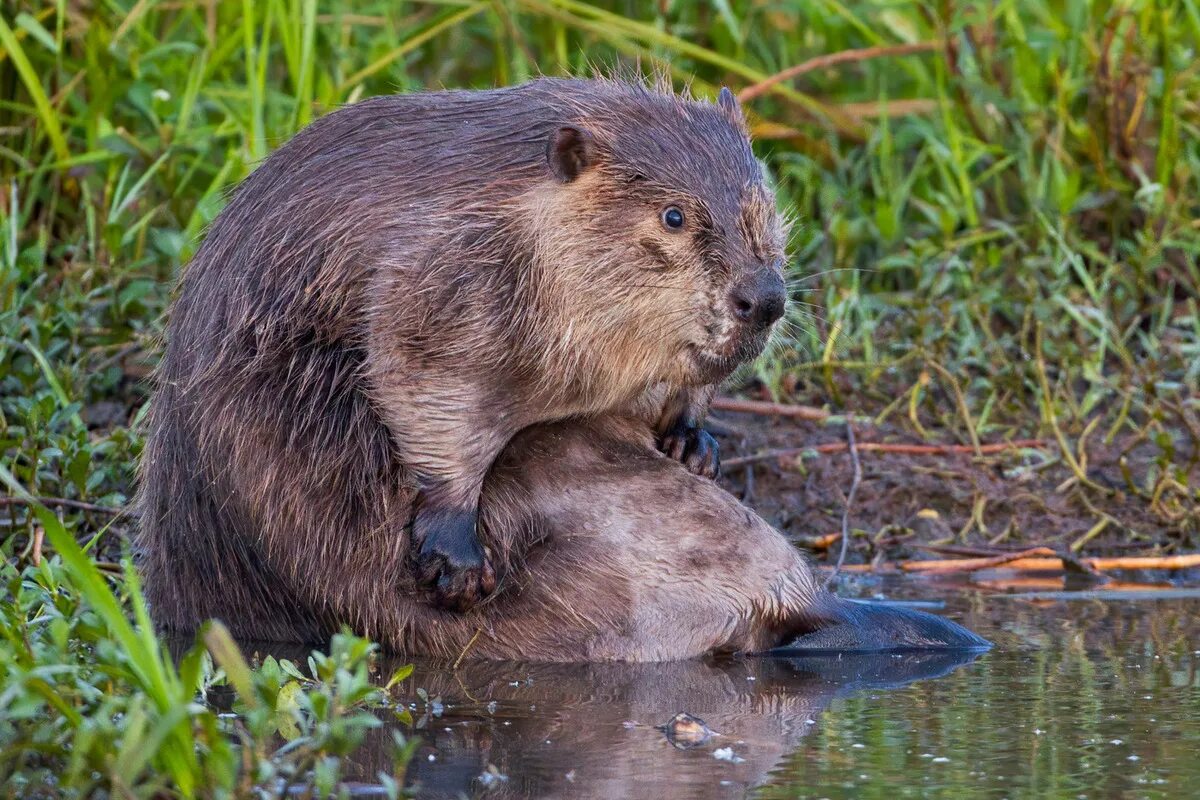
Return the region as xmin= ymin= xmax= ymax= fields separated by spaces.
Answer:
xmin=413 ymin=507 xmax=497 ymax=612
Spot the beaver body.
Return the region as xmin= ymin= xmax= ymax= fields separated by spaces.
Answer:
xmin=139 ymin=78 xmax=787 ymax=612
xmin=137 ymin=79 xmax=986 ymax=659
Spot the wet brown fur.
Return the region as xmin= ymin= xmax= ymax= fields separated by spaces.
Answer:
xmin=144 ymin=414 xmax=832 ymax=660
xmin=136 ymin=78 xmax=811 ymax=656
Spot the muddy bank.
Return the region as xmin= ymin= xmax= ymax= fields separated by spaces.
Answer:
xmin=710 ymin=406 xmax=1199 ymax=567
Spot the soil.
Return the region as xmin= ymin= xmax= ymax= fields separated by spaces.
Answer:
xmin=709 ymin=405 xmax=1199 ymax=567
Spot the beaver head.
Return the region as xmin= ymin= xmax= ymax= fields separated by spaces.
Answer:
xmin=526 ymin=81 xmax=788 ymax=391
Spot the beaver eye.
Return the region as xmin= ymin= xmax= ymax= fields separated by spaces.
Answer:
xmin=662 ymin=206 xmax=685 ymax=230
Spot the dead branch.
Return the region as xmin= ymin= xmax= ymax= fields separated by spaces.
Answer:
xmin=903 ymin=552 xmax=1200 ymax=574
xmin=0 ymin=496 xmax=125 ymax=515
xmin=901 ymin=547 xmax=1059 ymax=573
xmin=710 ymin=397 xmax=830 ymax=420
xmin=737 ymin=41 xmax=943 ymax=103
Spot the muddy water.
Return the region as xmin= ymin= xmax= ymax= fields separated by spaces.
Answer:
xmin=351 ymin=579 xmax=1200 ymax=799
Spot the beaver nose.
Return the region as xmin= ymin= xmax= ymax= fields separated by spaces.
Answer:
xmin=728 ymin=271 xmax=786 ymax=330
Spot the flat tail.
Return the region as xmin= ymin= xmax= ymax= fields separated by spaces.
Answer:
xmin=772 ymin=597 xmax=991 ymax=655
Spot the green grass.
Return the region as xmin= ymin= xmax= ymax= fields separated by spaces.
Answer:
xmin=0 ymin=0 xmax=1198 ymax=793
xmin=1 ymin=466 xmax=416 ymax=797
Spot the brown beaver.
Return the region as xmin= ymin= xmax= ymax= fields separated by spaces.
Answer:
xmin=139 ymin=77 xmax=785 ymax=612
xmin=138 ymin=78 xmax=987 ymax=659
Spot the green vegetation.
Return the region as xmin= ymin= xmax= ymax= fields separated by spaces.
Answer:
xmin=1 ymin=472 xmax=416 ymax=797
xmin=0 ymin=0 xmax=1197 ymax=795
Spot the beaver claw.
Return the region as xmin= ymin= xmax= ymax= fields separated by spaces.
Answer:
xmin=660 ymin=423 xmax=721 ymax=479
xmin=413 ymin=507 xmax=496 ymax=612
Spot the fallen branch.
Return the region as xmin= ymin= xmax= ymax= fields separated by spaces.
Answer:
xmin=901 ymin=547 xmax=1058 ymax=573
xmin=710 ymin=397 xmax=829 ymax=421
xmin=0 ymin=496 xmax=125 ymax=515
xmin=737 ymin=41 xmax=943 ymax=103
xmin=903 ymin=553 xmax=1200 ymax=574
xmin=723 ymin=438 xmax=1046 ymax=467
xmin=996 ymin=588 xmax=1200 ymax=602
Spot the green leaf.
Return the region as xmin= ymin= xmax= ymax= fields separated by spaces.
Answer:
xmin=0 ymin=15 xmax=69 ymax=161
xmin=275 ymin=680 xmax=305 ymax=741
xmin=385 ymin=663 xmax=414 ymax=691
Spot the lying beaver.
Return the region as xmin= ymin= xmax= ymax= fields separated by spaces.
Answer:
xmin=138 ymin=78 xmax=986 ymax=658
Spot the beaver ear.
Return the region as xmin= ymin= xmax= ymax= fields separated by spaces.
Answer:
xmin=717 ymin=87 xmax=747 ymax=130
xmin=547 ymin=126 xmax=596 ymax=183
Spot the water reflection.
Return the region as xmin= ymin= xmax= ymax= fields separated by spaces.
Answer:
xmin=356 ymin=650 xmax=980 ymax=798
xmin=250 ymin=586 xmax=1200 ymax=799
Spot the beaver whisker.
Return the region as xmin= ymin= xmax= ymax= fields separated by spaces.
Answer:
xmin=787 ymin=267 xmax=873 ymax=285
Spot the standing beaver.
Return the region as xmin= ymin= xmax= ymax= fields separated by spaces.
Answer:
xmin=138 ymin=77 xmax=987 ymax=659
xmin=139 ymin=77 xmax=786 ymax=613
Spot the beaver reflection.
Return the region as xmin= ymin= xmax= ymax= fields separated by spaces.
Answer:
xmin=308 ymin=649 xmax=983 ymax=798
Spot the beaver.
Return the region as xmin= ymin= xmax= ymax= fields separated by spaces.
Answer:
xmin=138 ymin=77 xmax=788 ymax=613
xmin=147 ymin=414 xmax=987 ymax=659
xmin=137 ymin=77 xmax=987 ymax=660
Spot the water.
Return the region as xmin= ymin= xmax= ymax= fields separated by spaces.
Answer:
xmin=342 ymin=580 xmax=1200 ymax=799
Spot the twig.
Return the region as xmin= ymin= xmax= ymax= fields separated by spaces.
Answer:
xmin=901 ymin=547 xmax=1058 ymax=573
xmin=32 ymin=527 xmax=44 ymax=567
xmin=995 ymin=588 xmax=1200 ymax=602
xmin=710 ymin=397 xmax=829 ymax=420
xmin=737 ymin=41 xmax=942 ymax=103
xmin=453 ymin=628 xmax=483 ymax=670
xmin=825 ymin=421 xmax=861 ymax=588
xmin=0 ymin=496 xmax=125 ymax=515
xmin=801 ymin=532 xmax=842 ymax=550
xmin=902 ymin=553 xmax=1200 ymax=574
xmin=723 ymin=438 xmax=1045 ymax=467
xmin=926 ymin=359 xmax=982 ymax=457
xmin=909 ymin=543 xmax=1021 ymax=558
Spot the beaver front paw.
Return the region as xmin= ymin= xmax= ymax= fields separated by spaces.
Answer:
xmin=413 ymin=507 xmax=496 ymax=612
xmin=660 ymin=422 xmax=721 ymax=479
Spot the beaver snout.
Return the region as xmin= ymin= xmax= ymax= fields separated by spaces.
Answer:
xmin=728 ymin=270 xmax=786 ymax=331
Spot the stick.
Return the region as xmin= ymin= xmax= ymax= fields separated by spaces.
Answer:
xmin=903 ymin=553 xmax=1200 ymax=574
xmin=723 ymin=438 xmax=1046 ymax=467
xmin=801 ymin=532 xmax=842 ymax=550
xmin=901 ymin=547 xmax=1059 ymax=573
xmin=0 ymin=496 xmax=125 ymax=515
xmin=737 ymin=41 xmax=943 ymax=103
xmin=995 ymin=588 xmax=1200 ymax=602
xmin=710 ymin=396 xmax=830 ymax=420
xmin=453 ymin=628 xmax=483 ymax=670
xmin=826 ymin=421 xmax=861 ymax=587
xmin=908 ymin=543 xmax=1024 ymax=558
